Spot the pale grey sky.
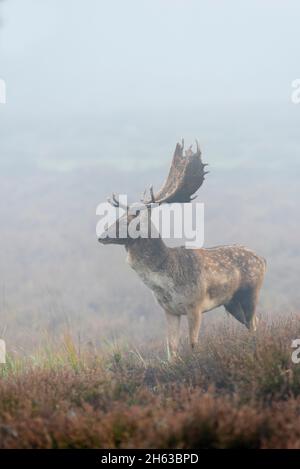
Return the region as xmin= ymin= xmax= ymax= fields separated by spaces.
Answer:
xmin=0 ymin=0 xmax=300 ymax=170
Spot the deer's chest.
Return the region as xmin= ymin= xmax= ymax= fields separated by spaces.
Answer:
xmin=127 ymin=255 xmax=190 ymax=314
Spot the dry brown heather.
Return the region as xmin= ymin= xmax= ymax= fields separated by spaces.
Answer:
xmin=0 ymin=316 xmax=300 ymax=448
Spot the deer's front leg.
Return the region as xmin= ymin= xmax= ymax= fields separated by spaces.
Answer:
xmin=187 ymin=309 xmax=202 ymax=351
xmin=165 ymin=311 xmax=181 ymax=360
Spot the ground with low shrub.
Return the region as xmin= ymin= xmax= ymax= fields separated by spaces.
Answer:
xmin=1 ymin=316 xmax=300 ymax=448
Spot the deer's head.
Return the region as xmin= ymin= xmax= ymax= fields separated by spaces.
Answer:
xmin=98 ymin=139 xmax=208 ymax=246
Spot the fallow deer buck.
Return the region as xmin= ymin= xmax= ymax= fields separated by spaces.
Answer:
xmin=98 ymin=140 xmax=266 ymax=358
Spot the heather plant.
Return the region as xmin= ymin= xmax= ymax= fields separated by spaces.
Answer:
xmin=0 ymin=316 xmax=300 ymax=448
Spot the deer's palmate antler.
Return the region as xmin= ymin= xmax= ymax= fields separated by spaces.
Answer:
xmin=99 ymin=139 xmax=266 ymax=360
xmin=142 ymin=139 xmax=208 ymax=205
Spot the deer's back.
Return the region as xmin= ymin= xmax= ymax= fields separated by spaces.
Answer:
xmin=161 ymin=244 xmax=265 ymax=314
xmin=198 ymin=244 xmax=266 ymax=286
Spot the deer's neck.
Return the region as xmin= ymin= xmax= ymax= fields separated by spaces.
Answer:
xmin=126 ymin=237 xmax=170 ymax=273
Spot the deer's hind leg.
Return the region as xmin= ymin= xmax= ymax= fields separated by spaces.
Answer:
xmin=225 ymin=288 xmax=259 ymax=331
xmin=224 ymin=297 xmax=247 ymax=328
xmin=239 ymin=287 xmax=259 ymax=332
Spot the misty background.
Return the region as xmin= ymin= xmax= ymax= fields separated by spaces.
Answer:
xmin=0 ymin=0 xmax=299 ymax=350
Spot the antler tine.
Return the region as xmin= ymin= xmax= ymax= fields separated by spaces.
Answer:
xmin=107 ymin=193 xmax=128 ymax=210
xmin=107 ymin=195 xmax=118 ymax=207
xmin=140 ymin=185 xmax=155 ymax=206
xmin=185 ymin=144 xmax=193 ymax=157
xmin=140 ymin=188 xmax=147 ymax=203
xmin=112 ymin=193 xmax=119 ymax=206
xmin=195 ymin=139 xmax=201 ymax=155
xmin=149 ymin=185 xmax=155 ymax=203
